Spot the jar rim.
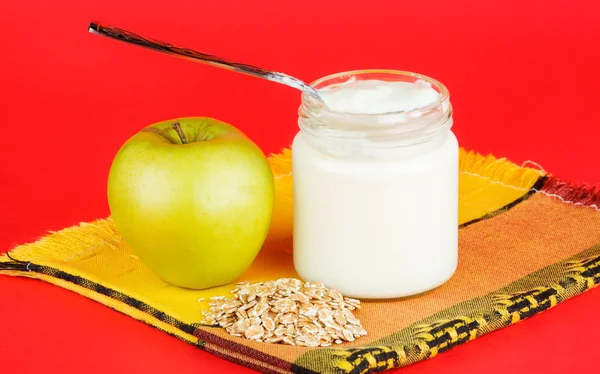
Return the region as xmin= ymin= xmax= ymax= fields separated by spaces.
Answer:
xmin=302 ymin=69 xmax=450 ymax=117
xmin=298 ymin=69 xmax=453 ymax=146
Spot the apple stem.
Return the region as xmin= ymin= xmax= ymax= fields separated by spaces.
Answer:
xmin=171 ymin=122 xmax=187 ymax=144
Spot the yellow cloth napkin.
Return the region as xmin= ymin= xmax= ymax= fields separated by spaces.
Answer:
xmin=2 ymin=148 xmax=599 ymax=373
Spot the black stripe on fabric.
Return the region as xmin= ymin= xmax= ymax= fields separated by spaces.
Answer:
xmin=0 ymin=260 xmax=292 ymax=371
xmin=459 ymin=175 xmax=548 ymax=229
xmin=289 ymin=364 xmax=320 ymax=374
xmin=5 ymin=262 xmax=200 ymax=335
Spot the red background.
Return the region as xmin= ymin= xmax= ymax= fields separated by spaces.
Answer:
xmin=1 ymin=0 xmax=599 ymax=372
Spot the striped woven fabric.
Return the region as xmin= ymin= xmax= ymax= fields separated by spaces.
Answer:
xmin=1 ymin=148 xmax=599 ymax=373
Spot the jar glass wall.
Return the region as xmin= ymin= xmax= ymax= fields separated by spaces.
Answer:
xmin=292 ymin=70 xmax=458 ymax=299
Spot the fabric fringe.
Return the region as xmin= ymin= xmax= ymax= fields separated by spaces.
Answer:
xmin=269 ymin=146 xmax=548 ymax=185
xmin=542 ymin=178 xmax=600 ymax=208
xmin=1 ymin=218 xmax=118 ymax=261
xmin=268 ymin=148 xmax=293 ymax=176
xmin=459 ymin=148 xmax=547 ymax=188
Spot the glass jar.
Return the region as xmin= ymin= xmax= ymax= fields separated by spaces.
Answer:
xmin=292 ymin=70 xmax=458 ymax=299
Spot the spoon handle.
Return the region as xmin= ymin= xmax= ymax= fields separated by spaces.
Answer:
xmin=88 ymin=22 xmax=322 ymax=102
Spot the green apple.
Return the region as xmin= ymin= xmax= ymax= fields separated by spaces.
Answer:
xmin=107 ymin=117 xmax=275 ymax=289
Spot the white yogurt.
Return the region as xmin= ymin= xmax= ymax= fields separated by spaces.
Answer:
xmin=318 ymin=78 xmax=441 ymax=114
xmin=292 ymin=72 xmax=458 ymax=299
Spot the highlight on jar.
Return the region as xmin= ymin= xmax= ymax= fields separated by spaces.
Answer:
xmin=293 ymin=70 xmax=457 ymax=300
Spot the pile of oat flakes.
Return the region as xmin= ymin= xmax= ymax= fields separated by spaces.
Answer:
xmin=201 ymin=278 xmax=367 ymax=347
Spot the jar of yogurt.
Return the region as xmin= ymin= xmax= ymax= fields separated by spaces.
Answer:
xmin=292 ymin=70 xmax=458 ymax=299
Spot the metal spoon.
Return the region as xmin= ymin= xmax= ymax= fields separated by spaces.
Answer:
xmin=88 ymin=22 xmax=324 ymax=103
